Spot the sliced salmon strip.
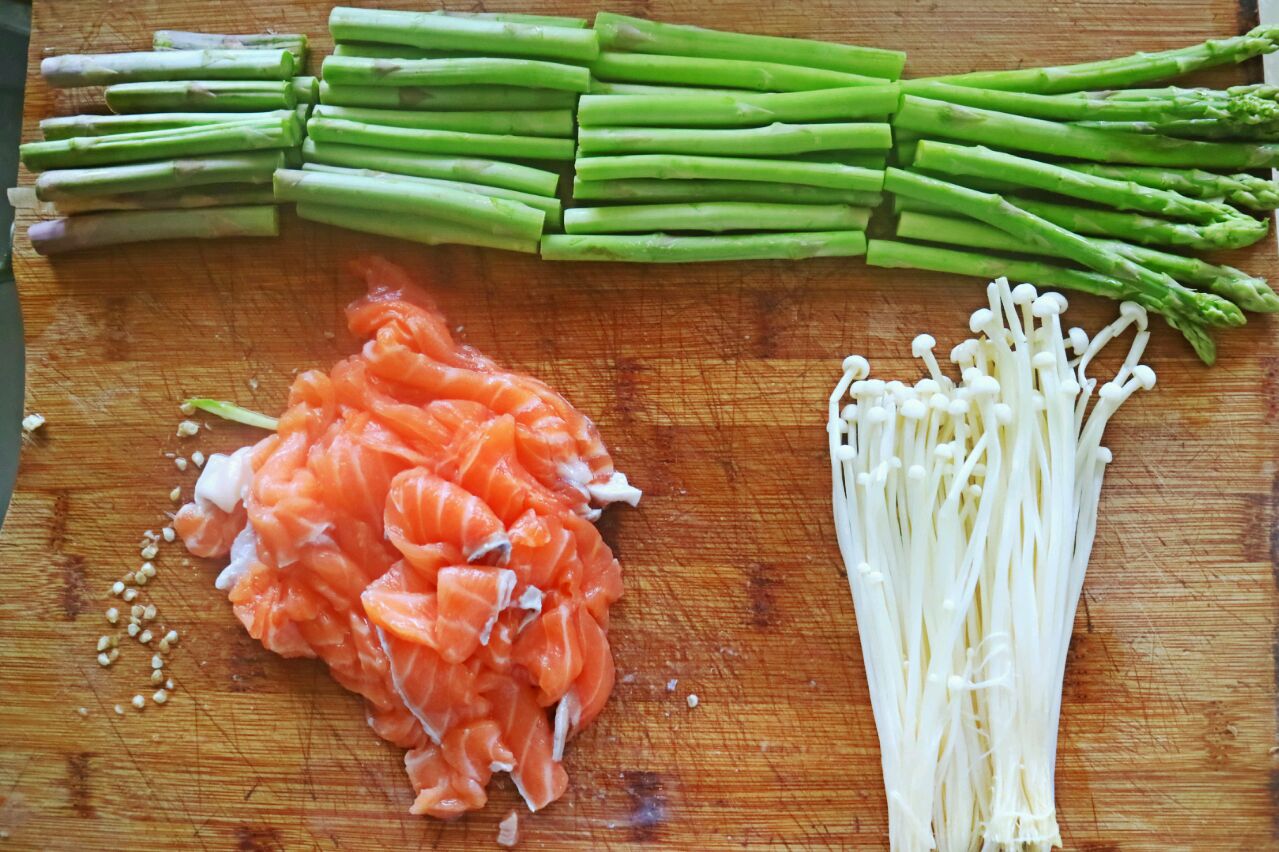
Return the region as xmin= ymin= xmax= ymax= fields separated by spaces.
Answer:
xmin=435 ymin=566 xmax=517 ymax=664
xmin=384 ymin=469 xmax=510 ymax=569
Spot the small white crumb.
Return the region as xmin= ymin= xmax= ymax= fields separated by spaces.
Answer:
xmin=496 ymin=810 xmax=519 ymax=848
xmin=142 ymin=529 xmax=158 ymax=541
xmin=105 ymin=607 xmax=119 ymax=624
xmin=110 ymin=581 xmax=125 ymax=596
xmin=138 ymin=629 xmax=153 ymax=644
xmin=174 ymin=457 xmax=188 ymax=471
xmin=127 ymin=623 xmax=140 ymax=638
xmin=179 ymin=401 xmax=195 ymax=416
xmin=130 ymin=604 xmax=144 ymax=619
xmin=134 ymin=571 xmax=149 ymax=586
xmin=686 ymin=694 xmax=699 ymax=709
xmin=143 ymin=604 xmax=157 ymax=621
xmin=169 ymin=486 xmax=181 ymax=503
xmin=151 ymin=655 xmax=164 ymax=670
xmin=96 ymin=635 xmax=111 ymax=652
xmin=96 ymin=652 xmax=111 ymax=667
xmin=114 ymin=704 xmax=125 ymax=716
xmin=139 ymin=563 xmax=156 ymax=580
xmin=191 ymin=450 xmax=206 ymax=468
xmin=164 ymin=678 xmax=174 ymax=690
xmin=176 ymin=420 xmax=200 ymax=438
xmin=666 ymin=678 xmax=678 ymax=692
xmin=76 ymin=707 xmax=88 ymax=717
xmin=247 ymin=377 xmax=259 ymax=390
xmin=163 ymin=451 xmax=176 ymax=459
xmin=140 ymin=544 xmax=158 ymax=560
xmin=107 ymin=647 xmax=118 ymax=662
xmin=131 ymin=694 xmax=145 ymax=710
xmin=151 ymin=669 xmax=165 ymax=685
xmin=122 ymin=588 xmax=138 ymax=602
xmin=21 ymin=413 xmax=46 ymax=433
xmin=152 ymin=690 xmax=168 ymax=705
xmin=162 ymin=527 xmax=175 ymax=543
xmin=162 ymin=629 xmax=178 ymax=645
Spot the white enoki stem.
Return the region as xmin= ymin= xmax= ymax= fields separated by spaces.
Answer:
xmin=828 ymin=279 xmax=1154 ymax=852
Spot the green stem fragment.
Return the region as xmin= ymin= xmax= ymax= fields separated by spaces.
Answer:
xmin=577 ymin=122 xmax=893 ymax=156
xmin=296 ymin=201 xmax=539 ymax=253
xmin=104 ymin=80 xmax=295 ymax=113
xmin=152 ymin=31 xmax=307 ymax=65
xmin=577 ymin=85 xmax=899 ymax=127
xmin=41 ymin=49 xmax=294 ymax=87
xmin=310 ymin=104 xmax=574 ymax=137
xmin=317 ymin=81 xmax=578 ymax=110
xmin=183 ymin=398 xmax=280 ymax=430
xmin=563 ymin=201 xmax=870 ymax=234
xmin=301 ymin=138 xmax=560 ymax=196
xmin=542 ymin=230 xmax=867 ymax=262
xmin=574 ymin=154 xmax=884 ymax=191
xmin=571 ymin=176 xmax=880 ymax=206
xmin=27 ymin=205 xmax=279 ymax=255
xmin=320 ymin=55 xmax=590 ymax=93
xmin=41 ymin=110 xmax=293 ymax=139
xmin=34 ymin=150 xmax=284 ymax=199
xmin=307 ymin=117 xmax=575 ymax=161
xmin=589 ymin=51 xmax=888 ymax=92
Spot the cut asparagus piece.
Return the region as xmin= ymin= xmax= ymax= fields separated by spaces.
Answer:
xmin=41 ymin=110 xmax=293 ymax=139
xmin=895 ymin=210 xmax=1279 ymax=312
xmin=42 ymin=184 xmax=277 ymax=215
xmin=273 ymin=168 xmax=544 ymax=239
xmin=894 ymin=95 xmax=1279 ymax=167
xmin=21 ymin=114 xmax=302 ymax=171
xmin=563 ymin=201 xmax=870 ymax=234
xmin=104 ymin=80 xmax=295 ymax=112
xmin=307 ymin=117 xmax=575 ymax=161
xmin=152 ymin=30 xmax=307 ymax=64
xmin=577 ymin=84 xmax=899 ymax=127
xmin=317 ymin=81 xmax=578 ymax=110
xmin=296 ymin=200 xmax=538 ymax=253
xmin=1012 ymin=195 xmax=1268 ymax=250
xmin=310 ymin=104 xmax=574 ymax=137
xmin=571 ymin=176 xmax=880 ymax=206
xmin=542 ymin=230 xmax=867 ymax=262
xmin=589 ymin=51 xmax=888 ymax=92
xmin=320 ymin=55 xmax=590 ymax=93
xmin=1070 ymin=117 xmax=1279 ymax=141
xmin=577 ymin=122 xmax=892 ymax=156
xmin=865 ymin=238 xmax=1217 ymax=362
xmin=41 ymin=49 xmax=294 ymax=87
xmin=429 ymin=10 xmax=588 ymax=28
xmin=1063 ymin=162 xmax=1279 ymax=210
xmin=587 ymin=79 xmax=741 ymax=96
xmin=328 ymin=6 xmax=600 ymax=62
xmin=292 ymin=76 xmax=319 ymax=105
xmin=27 ymin=205 xmax=279 ymax=255
xmin=302 ymin=163 xmax=563 ymax=228
xmin=592 ymin=12 xmax=905 ymax=79
xmin=575 ymin=154 xmax=884 ymax=191
xmin=915 ymin=25 xmax=1279 ymax=94
xmin=333 ymin=42 xmax=473 ymax=60
xmin=884 ymin=167 xmax=1245 ymax=327
xmin=34 ymin=150 xmax=283 ymax=200
xmin=302 ymin=138 xmax=559 ymax=196
xmin=793 ymin=150 xmax=887 ymax=168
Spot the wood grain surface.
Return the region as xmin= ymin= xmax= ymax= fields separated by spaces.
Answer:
xmin=2 ymin=1 xmax=1277 ymax=849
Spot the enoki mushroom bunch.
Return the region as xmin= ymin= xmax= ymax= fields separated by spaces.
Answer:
xmin=827 ymin=278 xmax=1156 ymax=852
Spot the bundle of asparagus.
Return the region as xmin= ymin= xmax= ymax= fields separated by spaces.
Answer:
xmin=16 ymin=31 xmax=314 ymax=253
xmin=546 ymin=12 xmax=903 ymax=262
xmin=874 ymin=27 xmax=1279 ymax=363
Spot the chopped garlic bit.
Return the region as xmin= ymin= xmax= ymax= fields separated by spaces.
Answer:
xmin=96 ymin=652 xmax=111 ymax=667
xmin=143 ymin=604 xmax=157 ymax=621
xmin=140 ymin=544 xmax=158 ymax=560
xmin=21 ymin=413 xmax=46 ymax=433
xmin=169 ymin=486 xmax=182 ymax=503
xmin=122 ymin=588 xmax=138 ymax=602
xmin=162 ymin=629 xmax=178 ymax=645
xmin=131 ymin=694 xmax=145 ymax=710
xmin=175 ymin=457 xmax=188 ymax=472
xmin=127 ymin=623 xmax=140 ymax=638
xmin=165 ymin=678 xmax=174 ymax=690
xmin=191 ymin=451 xmax=206 ymax=468
xmin=151 ymin=655 xmax=164 ymax=670
xmin=152 ymin=690 xmax=168 ymax=705
xmin=76 ymin=707 xmax=88 ymax=717
xmin=110 ymin=581 xmax=125 ymax=597
xmin=130 ymin=604 xmax=144 ymax=620
xmin=666 ymin=678 xmax=678 ymax=693
xmin=139 ymin=562 xmax=156 ymax=579
xmin=162 ymin=527 xmax=175 ymax=543
xmin=151 ymin=669 xmax=165 ymax=685
xmin=105 ymin=607 xmax=119 ymax=624
xmin=176 ymin=420 xmax=200 ymax=438
xmin=687 ymin=694 xmax=699 ymax=709
xmin=138 ymin=629 xmax=153 ymax=644
xmin=96 ymin=635 xmax=111 ymax=652
xmin=114 ymin=704 xmax=125 ymax=716
xmin=134 ymin=571 xmax=149 ymax=586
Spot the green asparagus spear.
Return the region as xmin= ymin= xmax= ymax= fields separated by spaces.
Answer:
xmin=1010 ymin=195 xmax=1267 ymax=250
xmin=571 ymin=176 xmax=880 ymax=206
xmin=895 ymin=210 xmax=1279 ymax=312
xmin=1063 ymin=162 xmax=1279 ymax=210
xmin=27 ymin=205 xmax=279 ymax=255
xmin=883 ymin=167 xmax=1245 ymax=327
xmin=894 ymin=96 xmax=1279 ymax=167
xmin=46 ymin=184 xmax=276 ymax=214
xmin=589 ymin=51 xmax=888 ymax=92
xmin=577 ymin=85 xmax=898 ymax=128
xmin=792 ymin=151 xmax=888 ymax=168
xmin=273 ymin=168 xmax=545 ymax=239
xmin=34 ymin=150 xmax=283 ymax=199
xmin=302 ymin=139 xmax=560 ymax=196
xmin=21 ymin=114 xmax=302 ymax=171
xmin=542 ymin=230 xmax=867 ymax=262
xmin=41 ymin=49 xmax=294 ymax=87
xmin=317 ymin=81 xmax=579 ymax=110
xmin=320 ymin=55 xmax=590 ymax=93
xmin=302 ymin=163 xmax=563 ymax=229
xmin=914 ymin=25 xmax=1279 ymax=94
xmin=574 ymin=154 xmax=884 ymax=191
xmin=592 ymin=12 xmax=905 ymax=79
xmin=587 ymin=79 xmax=741 ymax=96
xmin=865 ymin=238 xmax=1217 ymax=362
xmin=152 ymin=30 xmax=307 ymax=64
xmin=296 ymin=200 xmax=538 ymax=253
xmin=293 ymin=76 xmax=319 ymax=105
xmin=104 ymin=80 xmax=295 ymax=112
xmin=1070 ymin=117 xmax=1279 ymax=140
xmin=307 ymin=117 xmax=575 ymax=161
xmin=310 ymin=104 xmax=574 ymax=137
xmin=333 ymin=42 xmax=473 ymax=60
xmin=40 ymin=110 xmax=292 ymax=140
xmin=577 ymin=122 xmax=892 ymax=156
xmin=328 ymin=6 xmax=599 ymax=62
xmin=563 ymin=202 xmax=870 ymax=234
xmin=429 ymin=10 xmax=588 ymax=28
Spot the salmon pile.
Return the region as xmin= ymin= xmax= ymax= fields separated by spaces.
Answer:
xmin=175 ymin=256 xmax=640 ymax=818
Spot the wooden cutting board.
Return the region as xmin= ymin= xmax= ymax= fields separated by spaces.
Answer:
xmin=2 ymin=1 xmax=1275 ymax=848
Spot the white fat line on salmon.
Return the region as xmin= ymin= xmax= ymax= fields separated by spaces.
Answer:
xmin=375 ymin=625 xmax=450 ymax=745
xmin=515 ymin=586 xmax=544 ymax=633
xmin=586 ymin=471 xmax=643 ymax=508
xmin=480 ymin=570 xmax=519 ymax=646
xmin=216 ymin=524 xmax=261 ymax=592
xmin=551 ymin=690 xmax=581 ymax=762
xmin=193 ymin=446 xmax=255 ymax=513
xmin=467 ymin=532 xmax=512 ymax=566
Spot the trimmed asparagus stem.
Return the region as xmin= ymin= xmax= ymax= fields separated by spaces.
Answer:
xmin=302 ymin=138 xmax=560 ymax=196
xmin=273 ymin=168 xmax=544 ymax=239
xmin=293 ymin=76 xmax=319 ymax=104
xmin=21 ymin=114 xmax=302 ymax=171
xmin=895 ymin=210 xmax=1279 ymax=312
xmin=894 ymin=95 xmax=1279 ymax=167
xmin=320 ymin=55 xmax=590 ymax=93
xmin=1011 ymin=195 xmax=1268 ymax=250
xmin=45 ymin=184 xmax=278 ymax=215
xmin=333 ymin=42 xmax=475 ymax=61
xmin=27 ymin=205 xmax=279 ymax=255
xmin=914 ymin=25 xmax=1279 ymax=94
xmin=884 ymin=167 xmax=1245 ymax=327
xmin=865 ymin=238 xmax=1217 ymax=362
xmin=589 ymin=51 xmax=888 ymax=92
xmin=588 ymin=79 xmax=741 ymax=96
xmin=317 ymin=81 xmax=578 ymax=110
xmin=430 ymin=10 xmax=588 ymax=28
xmin=1063 ymin=162 xmax=1279 ymax=210
xmin=563 ymin=202 xmax=870 ymax=234
xmin=152 ymin=30 xmax=307 ymax=64
xmin=302 ymin=162 xmax=563 ymax=228
xmin=41 ymin=49 xmax=294 ymax=87
xmin=542 ymin=230 xmax=867 ymax=262
xmin=1070 ymin=117 xmax=1279 ymax=141
xmin=328 ymin=6 xmax=600 ymax=62
xmin=104 ymin=80 xmax=295 ymax=112
xmin=794 ymin=151 xmax=887 ymax=169
xmin=310 ymin=104 xmax=574 ymax=137
xmin=41 ymin=110 xmax=292 ymax=139
xmin=577 ymin=122 xmax=892 ymax=156
xmin=296 ymin=200 xmax=539 ymax=253
xmin=577 ymin=85 xmax=899 ymax=127
xmin=571 ymin=176 xmax=881 ymax=206
xmin=912 ymin=140 xmax=1258 ymax=229
xmin=575 ymin=154 xmax=885 ymax=191
xmin=34 ymin=150 xmax=283 ymax=199
xmin=307 ymin=117 xmax=574 ymax=161
xmin=592 ymin=12 xmax=905 ymax=79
